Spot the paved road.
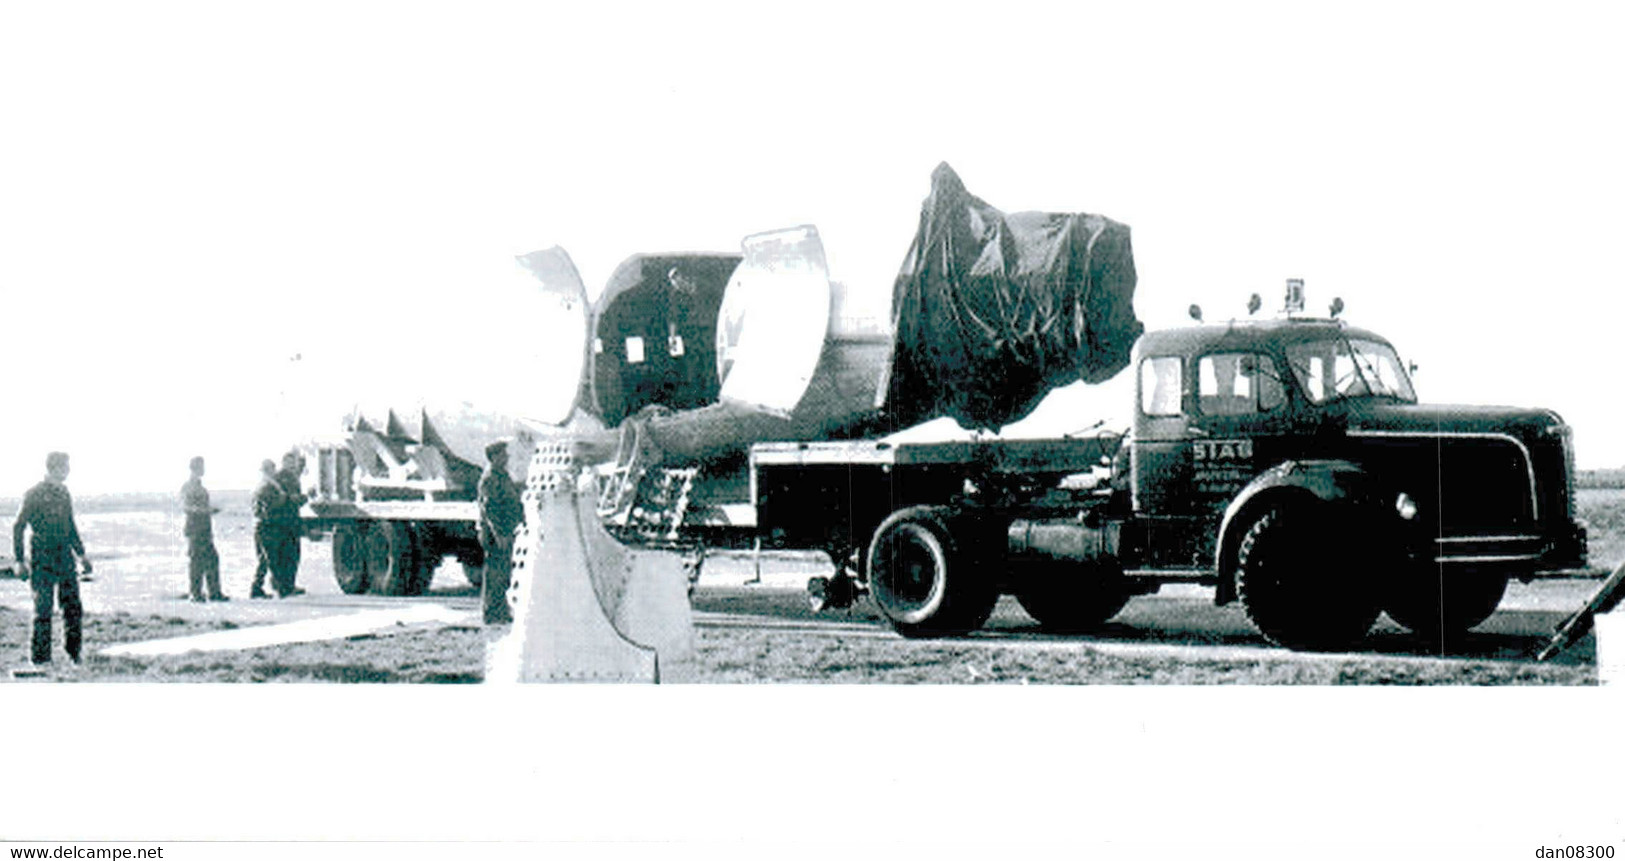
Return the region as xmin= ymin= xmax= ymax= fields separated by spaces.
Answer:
xmin=692 ymin=576 xmax=1603 ymax=666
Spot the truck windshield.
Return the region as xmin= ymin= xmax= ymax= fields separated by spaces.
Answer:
xmin=1284 ymin=337 xmax=1416 ymax=404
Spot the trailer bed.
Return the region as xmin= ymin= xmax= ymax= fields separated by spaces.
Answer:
xmin=750 ymin=435 xmax=1121 ymax=474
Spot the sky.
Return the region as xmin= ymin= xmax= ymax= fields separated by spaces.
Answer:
xmin=2 ymin=2 xmax=1622 ymax=496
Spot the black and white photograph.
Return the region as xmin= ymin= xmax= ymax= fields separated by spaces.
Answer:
xmin=2 ymin=2 xmax=1623 ymax=858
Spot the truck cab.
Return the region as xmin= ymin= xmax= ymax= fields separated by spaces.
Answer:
xmin=1123 ymin=312 xmax=1585 ymax=647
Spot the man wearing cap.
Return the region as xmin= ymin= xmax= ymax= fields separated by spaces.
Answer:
xmin=272 ymin=450 xmax=308 ymax=597
xmin=181 ymin=456 xmax=227 ymax=602
xmin=250 ymin=458 xmax=282 ymax=599
xmin=13 ymin=452 xmax=93 ymax=666
xmin=478 ymin=440 xmax=523 ymax=624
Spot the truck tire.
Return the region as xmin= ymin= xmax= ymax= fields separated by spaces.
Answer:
xmin=332 ymin=523 xmax=369 ymax=595
xmin=365 ymin=522 xmax=417 ymax=596
xmin=867 ymin=506 xmax=997 ymax=638
xmin=1015 ymin=559 xmax=1135 ymax=633
xmin=1235 ymin=505 xmax=1381 ymax=651
xmin=1383 ymin=569 xmax=1509 ymax=642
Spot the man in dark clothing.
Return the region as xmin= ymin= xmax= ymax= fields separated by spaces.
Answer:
xmin=13 ymin=452 xmax=92 ymax=665
xmin=249 ymin=459 xmax=282 ymax=599
xmin=181 ymin=456 xmax=227 ymax=602
xmin=272 ymin=450 xmax=307 ymax=597
xmin=478 ymin=440 xmax=523 ymax=624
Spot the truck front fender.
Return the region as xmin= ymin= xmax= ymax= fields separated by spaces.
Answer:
xmin=1212 ymin=460 xmax=1387 ymax=605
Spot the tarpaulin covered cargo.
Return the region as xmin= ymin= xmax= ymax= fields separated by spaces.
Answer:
xmin=883 ymin=163 xmax=1142 ymax=430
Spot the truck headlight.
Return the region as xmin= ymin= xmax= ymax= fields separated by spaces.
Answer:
xmin=1396 ymin=492 xmax=1418 ymax=520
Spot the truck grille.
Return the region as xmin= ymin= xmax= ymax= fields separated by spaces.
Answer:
xmin=1351 ymin=432 xmax=1536 ymax=535
xmin=1435 ymin=439 xmax=1535 ymax=531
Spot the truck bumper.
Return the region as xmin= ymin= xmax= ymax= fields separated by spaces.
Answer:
xmin=1428 ymin=522 xmax=1587 ymax=573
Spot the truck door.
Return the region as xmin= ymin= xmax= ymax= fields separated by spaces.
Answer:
xmin=1131 ymin=355 xmax=1197 ymax=515
xmin=1186 ymin=351 xmax=1289 ymax=515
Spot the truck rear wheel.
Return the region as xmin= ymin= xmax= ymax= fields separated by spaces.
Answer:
xmin=1383 ymin=569 xmax=1509 ymax=641
xmin=1015 ymin=559 xmax=1135 ymax=632
xmin=867 ymin=506 xmax=997 ymax=638
xmin=365 ymin=522 xmax=418 ymax=596
xmin=1236 ymin=505 xmax=1381 ymax=651
xmin=332 ymin=523 xmax=368 ymax=594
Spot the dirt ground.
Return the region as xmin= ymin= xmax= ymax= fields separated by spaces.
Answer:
xmin=3 ymin=596 xmax=1594 ymax=685
xmin=1 ymin=604 xmax=486 ymax=683
xmin=0 ymin=490 xmax=1611 ymax=685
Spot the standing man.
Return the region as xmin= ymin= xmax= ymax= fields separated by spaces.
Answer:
xmin=273 ymin=450 xmax=307 ymax=597
xmin=249 ymin=459 xmax=282 ymax=599
xmin=181 ymin=456 xmax=227 ymax=602
xmin=13 ymin=452 xmax=92 ymax=666
xmin=478 ymin=440 xmax=523 ymax=624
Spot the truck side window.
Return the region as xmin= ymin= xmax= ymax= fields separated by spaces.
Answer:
xmin=1303 ymin=356 xmax=1325 ymax=402
xmin=1140 ymin=356 xmax=1182 ymax=416
xmin=1198 ymin=353 xmax=1284 ymax=415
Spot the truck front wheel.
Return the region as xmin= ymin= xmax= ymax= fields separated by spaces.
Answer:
xmin=1383 ymin=568 xmax=1509 ymax=642
xmin=867 ymin=506 xmax=997 ymax=638
xmin=1235 ymin=506 xmax=1382 ymax=651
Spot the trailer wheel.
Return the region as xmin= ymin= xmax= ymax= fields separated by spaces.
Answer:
xmin=457 ymin=548 xmax=485 ymax=590
xmin=867 ymin=506 xmax=996 ymax=638
xmin=1383 ymin=568 xmax=1510 ymax=642
xmin=365 ymin=522 xmax=417 ymax=596
xmin=406 ymin=549 xmax=442 ymax=597
xmin=1015 ymin=559 xmax=1135 ymax=632
xmin=406 ymin=556 xmax=437 ymax=597
xmin=332 ymin=523 xmax=369 ymax=595
xmin=1235 ymin=505 xmax=1381 ymax=651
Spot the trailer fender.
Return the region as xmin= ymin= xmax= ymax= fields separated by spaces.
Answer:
xmin=1213 ymin=460 xmax=1386 ymax=605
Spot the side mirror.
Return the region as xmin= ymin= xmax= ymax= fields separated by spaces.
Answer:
xmin=1329 ymin=297 xmax=1345 ymax=318
xmin=1188 ymin=304 xmax=1204 ymax=323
